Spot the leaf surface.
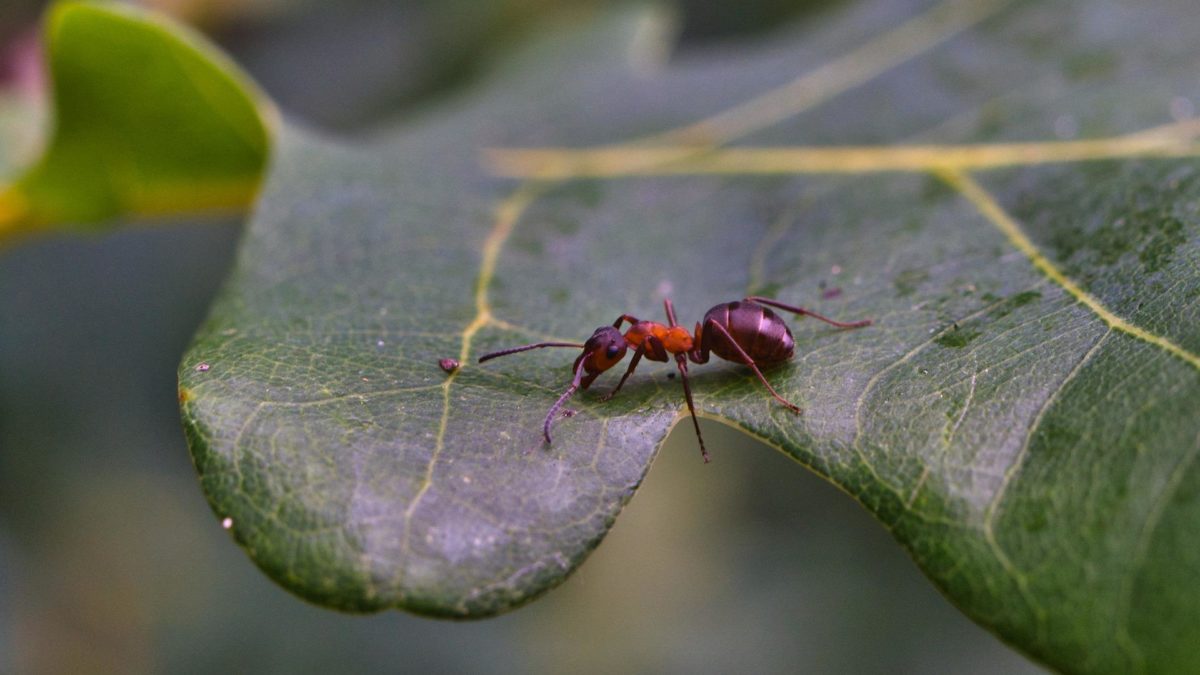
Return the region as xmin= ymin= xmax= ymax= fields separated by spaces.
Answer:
xmin=181 ymin=1 xmax=1200 ymax=671
xmin=0 ymin=2 xmax=270 ymax=243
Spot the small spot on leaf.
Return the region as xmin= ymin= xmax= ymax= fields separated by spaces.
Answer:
xmin=935 ymin=329 xmax=980 ymax=348
xmin=893 ymin=268 xmax=929 ymax=297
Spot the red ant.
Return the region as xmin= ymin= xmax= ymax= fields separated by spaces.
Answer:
xmin=478 ymin=297 xmax=871 ymax=462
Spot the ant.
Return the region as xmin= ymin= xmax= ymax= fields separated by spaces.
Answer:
xmin=478 ymin=297 xmax=871 ymax=462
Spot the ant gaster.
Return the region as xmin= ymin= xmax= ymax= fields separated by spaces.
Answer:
xmin=478 ymin=296 xmax=871 ymax=462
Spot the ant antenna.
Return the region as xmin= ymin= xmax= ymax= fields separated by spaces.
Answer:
xmin=663 ymin=298 xmax=679 ymax=327
xmin=544 ymin=357 xmax=588 ymax=443
xmin=478 ymin=342 xmax=585 ymax=363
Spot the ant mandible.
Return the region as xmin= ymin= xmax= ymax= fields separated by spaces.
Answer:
xmin=478 ymin=296 xmax=871 ymax=462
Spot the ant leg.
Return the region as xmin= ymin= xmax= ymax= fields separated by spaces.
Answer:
xmin=673 ymin=353 xmax=710 ymax=463
xmin=603 ymin=333 xmax=671 ymax=400
xmin=663 ymin=299 xmax=679 ymax=327
xmin=687 ymin=321 xmax=709 ymax=364
xmin=745 ymin=296 xmax=871 ymax=329
xmin=601 ymin=341 xmax=647 ymax=401
xmin=544 ymin=357 xmax=587 ymax=444
xmin=611 ymin=314 xmax=641 ymax=329
xmin=706 ymin=319 xmax=802 ymax=414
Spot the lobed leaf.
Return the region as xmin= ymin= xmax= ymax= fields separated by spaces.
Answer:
xmin=180 ymin=1 xmax=1200 ymax=672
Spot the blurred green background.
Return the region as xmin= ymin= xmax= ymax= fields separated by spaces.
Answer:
xmin=1 ymin=1 xmax=1043 ymax=672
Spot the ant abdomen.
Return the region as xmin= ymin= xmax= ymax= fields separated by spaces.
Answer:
xmin=701 ymin=301 xmax=795 ymax=365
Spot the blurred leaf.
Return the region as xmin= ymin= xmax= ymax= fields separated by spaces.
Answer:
xmin=0 ymin=2 xmax=270 ymax=244
xmin=180 ymin=1 xmax=1200 ymax=672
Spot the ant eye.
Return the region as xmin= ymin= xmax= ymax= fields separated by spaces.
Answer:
xmin=606 ymin=344 xmax=621 ymax=358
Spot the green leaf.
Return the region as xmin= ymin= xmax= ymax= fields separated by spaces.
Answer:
xmin=0 ymin=2 xmax=270 ymax=243
xmin=181 ymin=1 xmax=1200 ymax=671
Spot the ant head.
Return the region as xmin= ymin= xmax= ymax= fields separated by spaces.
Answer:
xmin=576 ymin=326 xmax=628 ymax=376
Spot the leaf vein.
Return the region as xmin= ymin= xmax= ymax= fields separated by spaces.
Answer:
xmin=399 ymin=182 xmax=546 ymax=571
xmin=1115 ymin=429 xmax=1200 ymax=672
xmin=982 ymin=328 xmax=1112 ymax=647
xmin=852 ymin=289 xmax=1032 ymax=497
xmin=938 ymin=169 xmax=1200 ymax=372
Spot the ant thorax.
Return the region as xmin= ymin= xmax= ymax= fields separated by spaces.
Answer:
xmin=623 ymin=321 xmax=694 ymax=355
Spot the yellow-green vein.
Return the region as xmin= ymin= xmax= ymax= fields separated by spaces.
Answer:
xmin=401 ymin=181 xmax=547 ymax=556
xmin=484 ymin=130 xmax=1200 ymax=179
xmin=938 ymin=168 xmax=1200 ymax=371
